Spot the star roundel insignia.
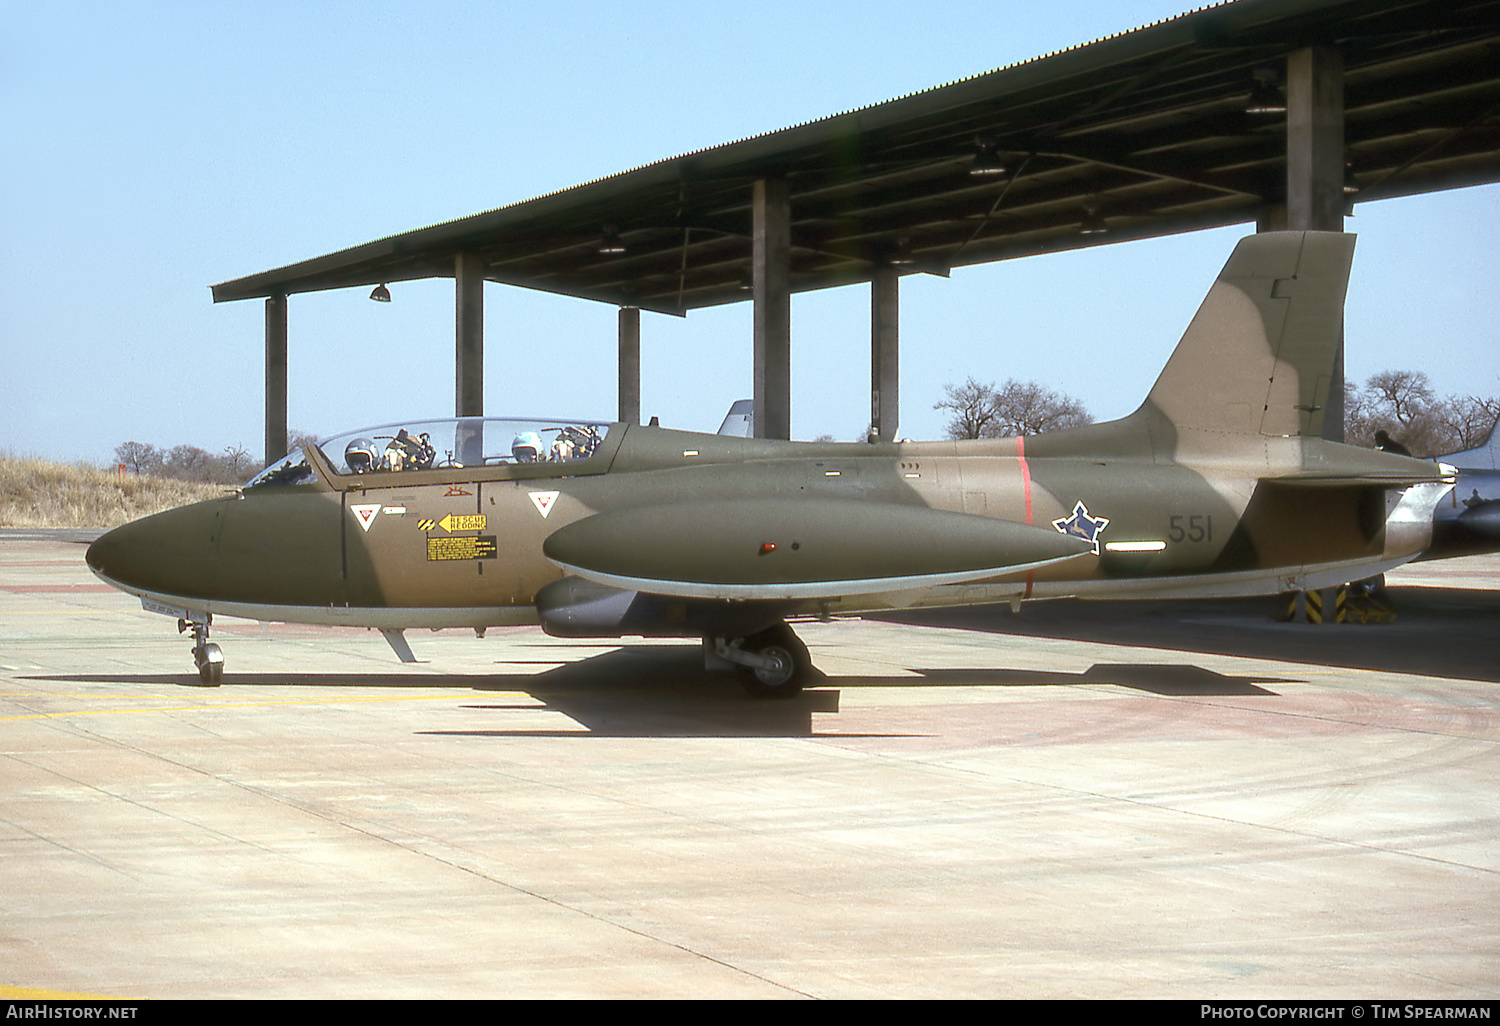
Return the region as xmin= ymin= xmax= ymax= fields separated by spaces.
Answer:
xmin=1051 ymin=501 xmax=1110 ymax=555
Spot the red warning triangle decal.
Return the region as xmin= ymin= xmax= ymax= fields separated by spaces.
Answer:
xmin=350 ymin=503 xmax=381 ymax=532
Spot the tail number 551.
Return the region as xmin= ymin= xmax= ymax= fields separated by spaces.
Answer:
xmin=1168 ymin=514 xmax=1213 ymax=543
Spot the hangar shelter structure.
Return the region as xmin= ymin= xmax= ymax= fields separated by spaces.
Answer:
xmin=209 ymin=0 xmax=1500 ymax=466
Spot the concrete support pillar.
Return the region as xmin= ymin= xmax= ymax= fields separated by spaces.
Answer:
xmin=1256 ymin=205 xmax=1287 ymax=233
xmin=618 ymin=306 xmax=640 ymax=425
xmin=871 ymin=266 xmax=899 ymax=442
xmin=752 ymin=177 xmax=791 ymax=440
xmin=455 ymin=252 xmax=485 ymax=418
xmin=1284 ymin=45 xmax=1347 ymax=615
xmin=1286 ymin=47 xmax=1346 ymax=234
xmin=264 ymin=292 xmax=288 ymax=465
xmin=1285 ymin=45 xmax=1347 ymax=442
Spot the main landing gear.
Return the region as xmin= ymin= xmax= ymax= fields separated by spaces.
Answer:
xmin=178 ymin=615 xmax=223 ymax=686
xmin=711 ymin=621 xmax=811 ymax=700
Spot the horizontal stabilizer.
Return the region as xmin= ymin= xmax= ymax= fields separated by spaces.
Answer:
xmin=1263 ymin=443 xmax=1455 ymax=488
xmin=543 ymin=498 xmax=1093 ymax=600
xmin=1265 ymin=470 xmax=1453 ymax=487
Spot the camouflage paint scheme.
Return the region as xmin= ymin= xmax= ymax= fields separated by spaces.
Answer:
xmin=87 ymin=232 xmax=1452 ymax=693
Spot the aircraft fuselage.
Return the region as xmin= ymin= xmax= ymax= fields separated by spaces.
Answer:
xmin=88 ymin=424 xmax=1444 ymax=630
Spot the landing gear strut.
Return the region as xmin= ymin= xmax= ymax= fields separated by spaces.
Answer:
xmin=178 ymin=615 xmax=223 ymax=686
xmin=712 ymin=622 xmax=811 ymax=699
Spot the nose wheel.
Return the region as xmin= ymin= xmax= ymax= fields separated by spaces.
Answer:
xmin=179 ymin=616 xmax=223 ymax=686
xmin=194 ymin=642 xmax=224 ymax=686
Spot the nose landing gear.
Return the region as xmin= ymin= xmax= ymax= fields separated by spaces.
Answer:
xmin=178 ymin=615 xmax=223 ymax=686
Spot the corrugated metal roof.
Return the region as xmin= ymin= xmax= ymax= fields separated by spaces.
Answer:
xmin=212 ymin=0 xmax=1500 ymax=314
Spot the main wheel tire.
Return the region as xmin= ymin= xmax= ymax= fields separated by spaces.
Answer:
xmin=196 ymin=643 xmax=224 ymax=687
xmin=736 ymin=623 xmax=810 ymax=700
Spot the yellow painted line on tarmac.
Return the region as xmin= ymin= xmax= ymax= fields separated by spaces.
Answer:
xmin=0 ymin=692 xmax=534 ymax=723
xmin=0 ymin=984 xmax=133 ymax=1000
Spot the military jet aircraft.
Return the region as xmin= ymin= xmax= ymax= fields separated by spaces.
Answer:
xmin=87 ymin=231 xmax=1452 ymax=695
xmin=1423 ymin=418 xmax=1500 ymax=559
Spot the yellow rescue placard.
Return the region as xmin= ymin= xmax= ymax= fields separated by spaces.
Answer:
xmin=426 ymin=535 xmax=497 ymax=561
xmin=421 ymin=513 xmax=487 ymax=533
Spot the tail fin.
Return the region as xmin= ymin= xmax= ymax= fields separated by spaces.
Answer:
xmin=1440 ymin=417 xmax=1500 ymax=470
xmin=1145 ymin=231 xmax=1355 ymax=439
xmin=717 ymin=399 xmax=755 ymax=437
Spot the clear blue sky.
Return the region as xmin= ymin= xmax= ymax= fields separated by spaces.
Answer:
xmin=4 ymin=1 xmax=1497 ymax=464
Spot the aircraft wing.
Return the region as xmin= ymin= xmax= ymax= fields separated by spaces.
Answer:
xmin=542 ymin=498 xmax=1093 ymax=600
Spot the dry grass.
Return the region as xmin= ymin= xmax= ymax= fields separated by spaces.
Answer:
xmin=0 ymin=455 xmax=231 ymax=529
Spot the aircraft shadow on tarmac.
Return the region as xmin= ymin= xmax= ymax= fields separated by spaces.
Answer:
xmin=878 ymin=585 xmax=1500 ymax=686
xmin=31 ymin=646 xmax=1290 ymax=740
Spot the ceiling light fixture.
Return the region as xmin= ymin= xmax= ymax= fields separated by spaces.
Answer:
xmin=970 ymin=137 xmax=1008 ymax=176
xmin=598 ymin=226 xmax=626 ymax=254
xmin=1246 ymin=67 xmax=1287 ymax=114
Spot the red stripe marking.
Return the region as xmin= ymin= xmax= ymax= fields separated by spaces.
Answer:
xmin=1016 ymin=436 xmax=1033 ymax=525
xmin=1017 ymin=436 xmax=1034 ymax=599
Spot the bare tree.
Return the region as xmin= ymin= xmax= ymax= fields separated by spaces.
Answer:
xmin=1344 ymin=381 xmax=1376 ymax=447
xmin=114 ymin=439 xmax=263 ymax=485
xmin=935 ymin=378 xmax=1000 ymax=439
xmin=1436 ymin=394 xmax=1500 ymax=452
xmin=1345 ymin=370 xmax=1500 ymax=457
xmin=1366 ymin=369 xmax=1436 ymax=425
xmin=991 ymin=379 xmax=1093 ymax=436
xmin=287 ymin=430 xmax=321 ymax=456
xmin=221 ymin=445 xmax=254 ymax=481
xmin=937 ymin=377 xmax=1091 ymax=440
xmin=165 ymin=445 xmax=212 ymax=481
xmin=113 ymin=441 xmax=162 ymax=475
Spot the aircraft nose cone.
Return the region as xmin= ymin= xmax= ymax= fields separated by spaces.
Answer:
xmin=86 ymin=501 xmax=225 ymax=599
xmin=84 ymin=528 xmax=122 ymax=579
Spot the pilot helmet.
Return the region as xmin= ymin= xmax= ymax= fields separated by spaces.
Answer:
xmin=345 ymin=437 xmax=380 ymax=473
xmin=511 ymin=431 xmax=544 ymax=463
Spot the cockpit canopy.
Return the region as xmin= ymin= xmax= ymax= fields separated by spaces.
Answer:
xmin=247 ymin=417 xmax=614 ymax=488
